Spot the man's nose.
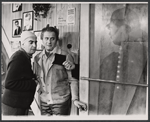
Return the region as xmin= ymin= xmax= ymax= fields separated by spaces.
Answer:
xmin=47 ymin=39 xmax=52 ymax=44
xmin=32 ymin=42 xmax=37 ymax=47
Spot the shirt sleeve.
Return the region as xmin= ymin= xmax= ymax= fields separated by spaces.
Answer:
xmin=66 ymin=53 xmax=74 ymax=64
xmin=69 ymin=77 xmax=79 ymax=101
xmin=66 ymin=53 xmax=79 ymax=100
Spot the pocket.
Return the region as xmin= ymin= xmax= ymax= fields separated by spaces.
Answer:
xmin=56 ymin=69 xmax=68 ymax=80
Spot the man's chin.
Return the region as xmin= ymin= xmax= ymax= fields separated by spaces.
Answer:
xmin=30 ymin=50 xmax=36 ymax=54
xmin=46 ymin=48 xmax=53 ymax=52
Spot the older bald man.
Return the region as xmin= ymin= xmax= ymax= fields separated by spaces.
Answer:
xmin=2 ymin=31 xmax=38 ymax=115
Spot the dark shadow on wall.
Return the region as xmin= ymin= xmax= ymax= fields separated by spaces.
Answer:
xmin=58 ymin=32 xmax=80 ymax=115
xmin=58 ymin=32 xmax=79 ymax=52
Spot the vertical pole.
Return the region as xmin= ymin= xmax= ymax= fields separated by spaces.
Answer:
xmin=79 ymin=4 xmax=89 ymax=116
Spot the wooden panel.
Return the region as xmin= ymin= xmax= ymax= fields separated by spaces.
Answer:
xmin=2 ymin=27 xmax=12 ymax=57
xmin=79 ymin=4 xmax=89 ymax=116
xmin=89 ymin=4 xmax=100 ymax=115
xmin=127 ymin=87 xmax=147 ymax=114
xmin=2 ymin=4 xmax=14 ymax=42
xmin=91 ymin=4 xmax=121 ymax=115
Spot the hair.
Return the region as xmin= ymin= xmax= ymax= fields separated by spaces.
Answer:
xmin=109 ymin=7 xmax=140 ymax=30
xmin=41 ymin=24 xmax=59 ymax=40
xmin=67 ymin=44 xmax=72 ymax=49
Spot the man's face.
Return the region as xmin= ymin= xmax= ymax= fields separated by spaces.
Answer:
xmin=14 ymin=3 xmax=20 ymax=9
xmin=42 ymin=31 xmax=57 ymax=52
xmin=15 ymin=22 xmax=19 ymax=27
xmin=22 ymin=37 xmax=37 ymax=55
xmin=108 ymin=23 xmax=122 ymax=46
xmin=109 ymin=23 xmax=118 ymax=38
xmin=26 ymin=14 xmax=31 ymax=20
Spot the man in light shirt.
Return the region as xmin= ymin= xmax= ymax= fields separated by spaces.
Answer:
xmin=34 ymin=25 xmax=86 ymax=115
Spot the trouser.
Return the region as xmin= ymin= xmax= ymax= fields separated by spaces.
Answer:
xmin=41 ymin=98 xmax=71 ymax=116
xmin=2 ymin=103 xmax=28 ymax=115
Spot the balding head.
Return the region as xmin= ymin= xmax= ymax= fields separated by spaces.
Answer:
xmin=21 ymin=31 xmax=37 ymax=45
xmin=21 ymin=31 xmax=37 ymax=55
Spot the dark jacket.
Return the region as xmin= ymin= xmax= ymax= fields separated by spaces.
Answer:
xmin=2 ymin=49 xmax=37 ymax=109
xmin=72 ymin=64 xmax=79 ymax=80
xmin=14 ymin=26 xmax=21 ymax=35
xmin=99 ymin=41 xmax=147 ymax=115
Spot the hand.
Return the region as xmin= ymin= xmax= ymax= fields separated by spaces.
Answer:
xmin=41 ymin=101 xmax=52 ymax=115
xmin=73 ymin=100 xmax=87 ymax=111
xmin=63 ymin=60 xmax=75 ymax=70
xmin=41 ymin=101 xmax=49 ymax=110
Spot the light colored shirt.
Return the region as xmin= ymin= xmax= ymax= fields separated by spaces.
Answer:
xmin=34 ymin=46 xmax=79 ymax=105
xmin=40 ymin=46 xmax=61 ymax=104
xmin=42 ymin=47 xmax=59 ymax=79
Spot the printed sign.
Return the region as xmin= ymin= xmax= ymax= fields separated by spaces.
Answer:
xmin=67 ymin=8 xmax=75 ymax=25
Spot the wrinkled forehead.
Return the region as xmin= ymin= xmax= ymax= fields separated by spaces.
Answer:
xmin=43 ymin=31 xmax=56 ymax=37
xmin=24 ymin=36 xmax=37 ymax=43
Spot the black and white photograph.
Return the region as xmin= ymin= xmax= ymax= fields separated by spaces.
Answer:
xmin=1 ymin=2 xmax=148 ymax=120
xmin=22 ymin=11 xmax=33 ymax=31
xmin=12 ymin=3 xmax=22 ymax=12
xmin=12 ymin=19 xmax=22 ymax=37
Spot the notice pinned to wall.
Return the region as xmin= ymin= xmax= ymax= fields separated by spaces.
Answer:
xmin=57 ymin=5 xmax=67 ymax=26
xmin=57 ymin=13 xmax=67 ymax=25
xmin=67 ymin=8 xmax=75 ymax=25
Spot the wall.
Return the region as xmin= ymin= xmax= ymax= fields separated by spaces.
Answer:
xmin=2 ymin=3 xmax=80 ymax=54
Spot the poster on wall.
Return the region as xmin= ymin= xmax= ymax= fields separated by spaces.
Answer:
xmin=23 ymin=11 xmax=34 ymax=31
xmin=12 ymin=3 xmax=22 ymax=12
xmin=57 ymin=4 xmax=67 ymax=25
xmin=34 ymin=30 xmax=44 ymax=50
xmin=67 ymin=8 xmax=75 ymax=25
xmin=12 ymin=19 xmax=22 ymax=38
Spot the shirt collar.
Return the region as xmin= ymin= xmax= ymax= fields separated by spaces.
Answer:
xmin=42 ymin=46 xmax=59 ymax=57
